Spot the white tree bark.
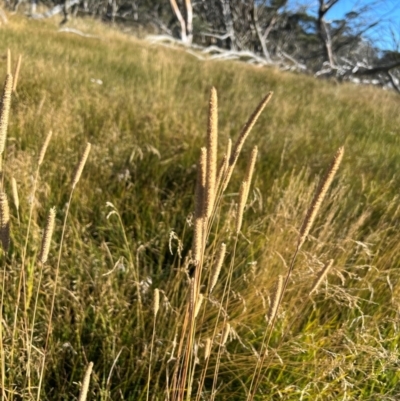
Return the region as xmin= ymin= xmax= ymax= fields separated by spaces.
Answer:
xmin=169 ymin=0 xmax=188 ymax=43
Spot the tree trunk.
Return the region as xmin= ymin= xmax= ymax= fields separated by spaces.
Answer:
xmin=169 ymin=0 xmax=188 ymax=43
xmin=184 ymin=0 xmax=193 ymax=45
xmin=251 ymin=2 xmax=271 ymax=62
xmin=220 ymin=0 xmax=236 ymax=50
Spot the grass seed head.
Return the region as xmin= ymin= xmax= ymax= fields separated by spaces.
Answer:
xmin=309 ymin=259 xmax=334 ymax=295
xmin=0 ymin=192 xmax=10 ymax=252
xmin=0 ymin=74 xmax=13 ymax=156
xmin=298 ymin=146 xmax=344 ymax=249
xmin=78 ymin=361 xmax=94 ymax=401
xmin=38 ymin=131 xmax=53 ymax=166
xmin=205 ymin=87 xmax=218 ymax=219
xmin=268 ymin=275 xmax=283 ymax=325
xmin=72 ymin=143 xmax=91 ymax=189
xmin=209 ymin=243 xmax=226 ymax=293
xmin=11 ymin=176 xmax=19 ymax=212
xmin=154 ymin=288 xmax=160 ymax=317
xmin=39 ymin=207 xmax=56 ymax=264
xmin=236 ymin=181 xmax=249 ymax=234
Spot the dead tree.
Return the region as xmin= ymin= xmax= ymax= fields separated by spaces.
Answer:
xmin=169 ymin=0 xmax=193 ymax=44
xmin=317 ymin=0 xmax=338 ymax=68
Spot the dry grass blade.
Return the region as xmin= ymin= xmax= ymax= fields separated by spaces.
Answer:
xmin=0 ymin=74 xmax=13 ymax=156
xmin=78 ymin=362 xmax=94 ymax=401
xmin=298 ymin=146 xmax=344 ymax=249
xmin=205 ymin=87 xmax=218 ymax=218
xmin=39 ymin=207 xmax=56 ymax=265
xmin=12 ymin=55 xmax=22 ymax=92
xmin=72 ymin=143 xmax=91 ymax=188
xmin=0 ymin=192 xmax=10 ymax=252
xmin=309 ymin=259 xmax=334 ymax=295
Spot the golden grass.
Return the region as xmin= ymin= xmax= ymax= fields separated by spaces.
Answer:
xmin=0 ymin=14 xmax=399 ymax=401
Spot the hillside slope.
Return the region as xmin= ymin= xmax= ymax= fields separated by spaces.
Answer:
xmin=0 ymin=15 xmax=399 ymax=400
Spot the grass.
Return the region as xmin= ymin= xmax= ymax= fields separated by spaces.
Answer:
xmin=0 ymin=13 xmax=400 ymax=401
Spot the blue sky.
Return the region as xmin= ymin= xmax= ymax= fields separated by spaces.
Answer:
xmin=294 ymin=0 xmax=400 ymax=50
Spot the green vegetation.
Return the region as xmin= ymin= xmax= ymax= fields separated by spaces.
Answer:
xmin=0 ymin=15 xmax=400 ymax=401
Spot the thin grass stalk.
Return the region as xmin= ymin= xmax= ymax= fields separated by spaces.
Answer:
xmin=37 ymin=144 xmax=91 ymax=401
xmin=6 ymin=49 xmax=11 ymax=75
xmin=10 ymin=132 xmax=53 ymax=394
xmin=12 ymin=55 xmax=22 ymax=92
xmin=0 ymin=258 xmax=6 ymax=400
xmin=78 ymin=362 xmax=94 ymax=401
xmin=27 ymin=208 xmax=56 ymax=384
xmin=146 ymin=289 xmax=160 ymax=401
xmin=209 ymin=323 xmax=231 ymax=401
xmin=248 ymin=147 xmax=344 ymax=400
xmin=207 ymin=236 xmax=239 ymax=401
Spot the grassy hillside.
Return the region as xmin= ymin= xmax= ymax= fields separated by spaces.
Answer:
xmin=1 ymin=15 xmax=400 ymax=401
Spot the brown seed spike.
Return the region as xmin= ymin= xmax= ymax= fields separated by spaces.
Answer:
xmin=298 ymin=147 xmax=344 ymax=249
xmin=72 ymin=143 xmax=91 ymax=189
xmin=39 ymin=207 xmax=56 ymax=265
xmin=191 ymin=217 xmax=204 ymax=264
xmin=205 ymin=87 xmax=218 ymax=219
xmin=0 ymin=74 xmax=13 ymax=156
xmin=0 ymin=192 xmax=10 ymax=252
